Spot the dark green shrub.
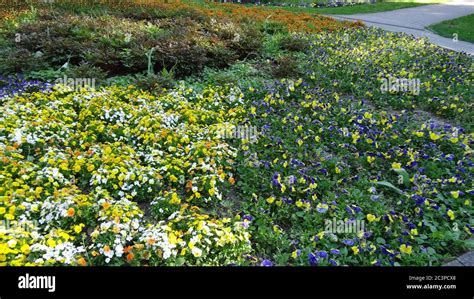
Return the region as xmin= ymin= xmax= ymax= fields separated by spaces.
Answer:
xmin=270 ymin=55 xmax=302 ymax=78
xmin=65 ymin=63 xmax=108 ymax=83
xmin=278 ymin=34 xmax=310 ymax=53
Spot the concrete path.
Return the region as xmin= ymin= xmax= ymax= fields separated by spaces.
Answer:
xmin=329 ymin=3 xmax=474 ymax=55
xmin=444 ymin=238 xmax=474 ymax=266
xmin=444 ymin=251 xmax=474 ymax=266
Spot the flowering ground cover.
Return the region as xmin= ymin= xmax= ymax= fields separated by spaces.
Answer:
xmin=305 ymin=28 xmax=473 ymax=128
xmin=1 ymin=85 xmax=252 ymax=265
xmin=0 ymin=0 xmax=472 ymax=266
xmin=234 ymin=79 xmax=473 ymax=266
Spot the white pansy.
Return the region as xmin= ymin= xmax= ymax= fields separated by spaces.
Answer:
xmin=7 ymin=239 xmax=17 ymax=248
xmin=191 ymin=247 xmax=202 ymax=257
xmin=12 ymin=128 xmax=23 ymax=144
xmin=115 ymin=244 xmax=124 ymax=257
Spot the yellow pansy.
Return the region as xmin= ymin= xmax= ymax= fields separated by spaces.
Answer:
xmin=170 ymin=193 xmax=181 ymax=205
xmin=104 ymin=146 xmax=112 ymax=155
xmin=447 ymin=210 xmax=455 ymax=220
xmin=367 ymin=214 xmax=376 ymax=222
xmin=209 ymin=187 xmax=216 ymax=196
xmin=351 ymin=246 xmax=359 ymax=255
xmin=20 ymin=244 xmax=30 ymax=254
xmin=429 ymin=132 xmax=441 ymax=141
xmin=73 ymin=224 xmax=85 ymax=234
xmin=47 ymin=239 xmax=56 ymax=248
xmin=414 ymin=131 xmax=424 ymax=137
xmin=291 ymin=250 xmax=300 ymax=259
xmin=266 ymin=196 xmax=275 ymax=204
xmin=73 ymin=164 xmax=81 ymax=173
xmin=400 ymin=244 xmax=412 ymax=254
xmin=391 ymin=162 xmax=402 ymax=169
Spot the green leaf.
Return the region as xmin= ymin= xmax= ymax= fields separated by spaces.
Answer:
xmin=276 ymin=253 xmax=290 ymax=265
xmin=376 ymin=237 xmax=386 ymax=244
xmin=295 ymin=211 xmax=305 ymax=218
xmin=175 ymin=257 xmax=185 ymax=266
xmin=374 ymin=181 xmax=404 ymax=195
xmin=464 ymin=239 xmax=474 ymax=249
xmin=392 ymin=167 xmax=409 ymax=185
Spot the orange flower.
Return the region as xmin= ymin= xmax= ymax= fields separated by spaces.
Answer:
xmin=102 ymin=202 xmax=111 ymax=210
xmin=147 ymin=239 xmax=156 ymax=245
xmin=161 ymin=129 xmax=168 ymax=137
xmin=229 ymin=177 xmax=235 ymax=185
xmin=67 ymin=207 xmax=75 ymax=217
xmin=104 ymin=245 xmax=111 ymax=253
xmin=185 ymin=180 xmax=193 ymax=189
xmin=77 ymin=257 xmax=87 ymax=266
xmin=127 ymin=253 xmax=134 ymax=262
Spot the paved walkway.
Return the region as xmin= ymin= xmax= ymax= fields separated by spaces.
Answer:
xmin=444 ymin=237 xmax=474 ymax=266
xmin=445 ymin=251 xmax=474 ymax=266
xmin=329 ymin=3 xmax=474 ymax=55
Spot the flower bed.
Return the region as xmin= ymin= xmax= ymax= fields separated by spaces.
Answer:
xmin=0 ymin=0 xmax=472 ymax=267
xmin=0 ymin=85 xmax=251 ymax=266
xmin=235 ymin=79 xmax=473 ymax=265
xmin=0 ymin=1 xmax=360 ymax=80
xmin=305 ymin=28 xmax=473 ymax=128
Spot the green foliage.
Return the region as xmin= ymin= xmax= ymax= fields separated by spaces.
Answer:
xmin=269 ymin=54 xmax=303 ymax=78
xmin=278 ymin=33 xmax=311 ymax=53
xmin=428 ymin=14 xmax=474 ymax=43
xmin=0 ymin=11 xmax=264 ymax=79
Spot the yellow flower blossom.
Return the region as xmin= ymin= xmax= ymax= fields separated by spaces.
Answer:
xmin=400 ymin=244 xmax=412 ymax=254
xmin=429 ymin=132 xmax=441 ymax=141
xmin=266 ymin=196 xmax=275 ymax=204
xmin=351 ymin=246 xmax=359 ymax=255
xmin=391 ymin=162 xmax=402 ymax=169
xmin=447 ymin=210 xmax=455 ymax=220
xmin=367 ymin=214 xmax=376 ymax=222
